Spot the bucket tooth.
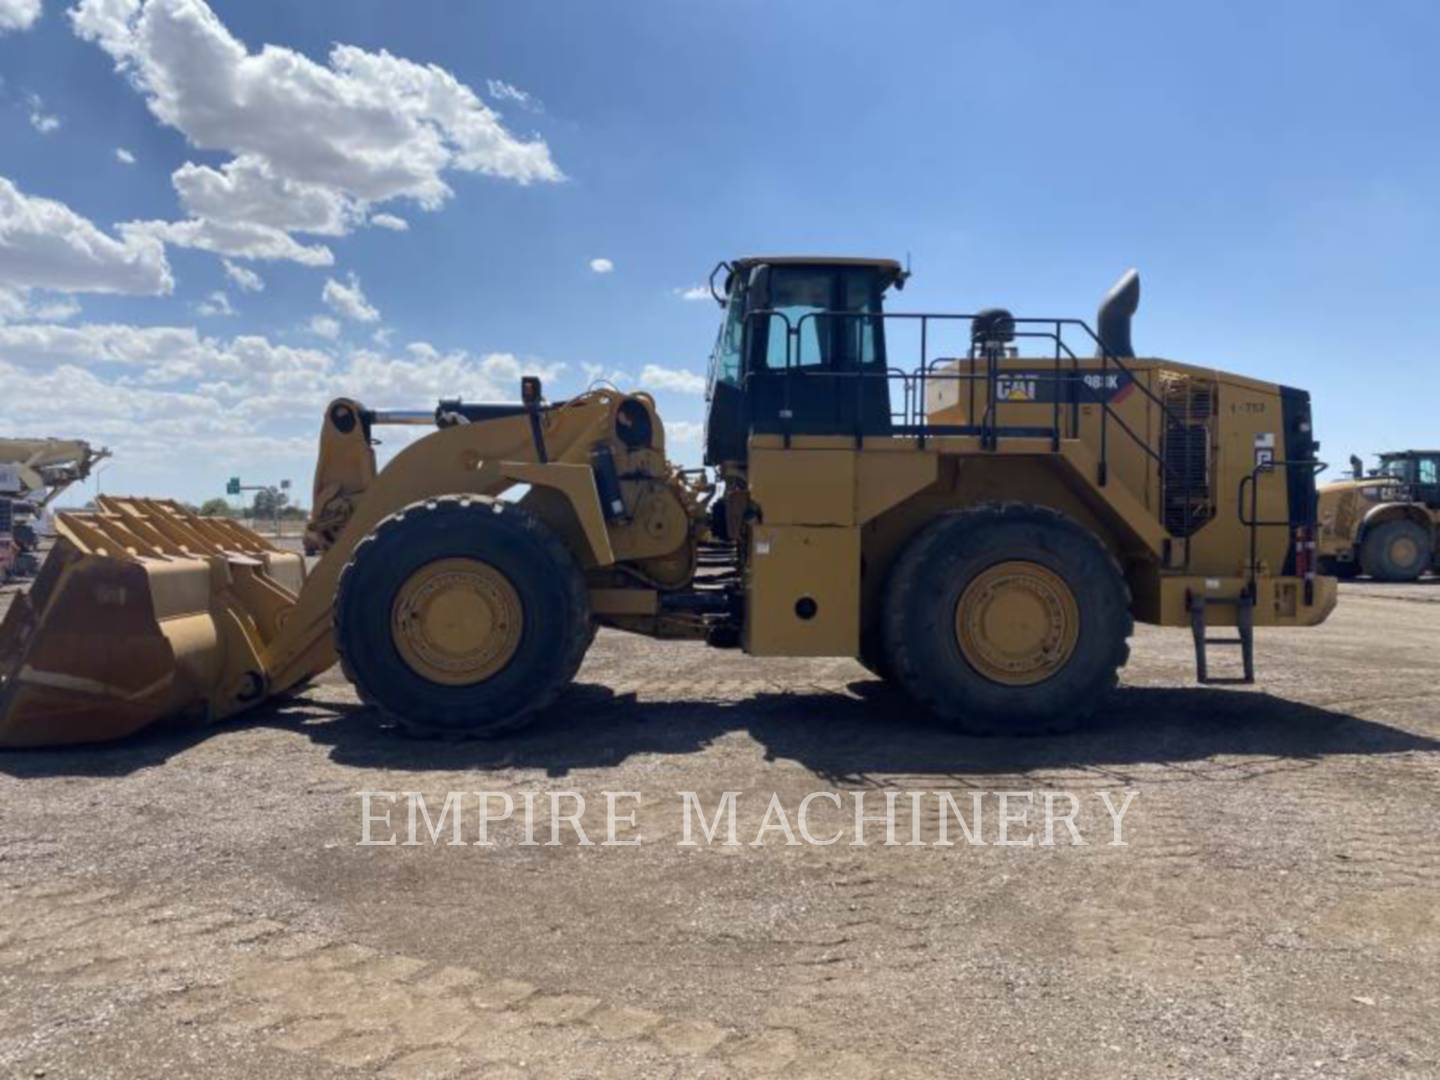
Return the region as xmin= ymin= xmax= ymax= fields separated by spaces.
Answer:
xmin=0 ymin=499 xmax=308 ymax=749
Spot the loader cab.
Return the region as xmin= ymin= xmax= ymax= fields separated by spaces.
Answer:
xmin=1376 ymin=451 xmax=1440 ymax=508
xmin=704 ymin=257 xmax=905 ymax=464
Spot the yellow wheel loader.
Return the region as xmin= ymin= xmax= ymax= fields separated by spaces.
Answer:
xmin=1317 ymin=451 xmax=1440 ymax=581
xmin=0 ymin=258 xmax=1336 ymax=748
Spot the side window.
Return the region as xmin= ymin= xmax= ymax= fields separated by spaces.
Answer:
xmin=709 ymin=289 xmax=744 ymax=388
xmin=1420 ymin=458 xmax=1439 ymax=485
xmin=840 ymin=269 xmax=883 ymax=368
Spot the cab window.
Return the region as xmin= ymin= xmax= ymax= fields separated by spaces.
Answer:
xmin=1379 ymin=458 xmax=1414 ymax=482
xmin=1421 ymin=457 xmax=1439 ymax=485
xmin=761 ymin=267 xmax=884 ymax=371
xmin=764 ymin=269 xmax=829 ymax=370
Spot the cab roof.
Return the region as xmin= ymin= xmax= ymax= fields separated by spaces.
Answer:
xmin=732 ymin=255 xmax=903 ymax=272
xmin=727 ymin=256 xmax=907 ymax=291
xmin=1379 ymin=450 xmax=1440 ymax=457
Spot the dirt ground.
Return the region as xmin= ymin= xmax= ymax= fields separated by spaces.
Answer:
xmin=1 ymin=577 xmax=1439 ymax=1079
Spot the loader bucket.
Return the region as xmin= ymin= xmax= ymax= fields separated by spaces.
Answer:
xmin=0 ymin=499 xmax=307 ymax=748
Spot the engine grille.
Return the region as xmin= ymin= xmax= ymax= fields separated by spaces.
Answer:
xmin=1161 ymin=377 xmax=1216 ymax=537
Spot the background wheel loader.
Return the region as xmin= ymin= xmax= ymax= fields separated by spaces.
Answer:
xmin=0 ymin=258 xmax=1336 ymax=748
xmin=0 ymin=438 xmax=110 ymax=582
xmin=1317 ymin=450 xmax=1440 ymax=582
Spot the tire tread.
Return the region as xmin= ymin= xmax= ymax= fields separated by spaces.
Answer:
xmin=334 ymin=495 xmax=591 ymax=739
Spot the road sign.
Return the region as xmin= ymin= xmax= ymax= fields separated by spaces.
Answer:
xmin=226 ymin=477 xmax=241 ymax=495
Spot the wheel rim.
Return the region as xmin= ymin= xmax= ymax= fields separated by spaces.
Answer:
xmin=391 ymin=558 xmax=523 ymax=685
xmin=1389 ymin=535 xmax=1419 ymax=567
xmin=954 ymin=560 xmax=1080 ymax=686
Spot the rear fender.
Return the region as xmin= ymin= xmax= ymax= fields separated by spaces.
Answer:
xmin=493 ymin=461 xmax=615 ymax=567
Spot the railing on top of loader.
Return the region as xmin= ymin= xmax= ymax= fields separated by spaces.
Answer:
xmin=736 ymin=308 xmax=1212 ymax=560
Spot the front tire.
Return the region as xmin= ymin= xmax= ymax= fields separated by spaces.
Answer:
xmin=335 ymin=495 xmax=591 ymax=737
xmin=882 ymin=503 xmax=1131 ymax=735
xmin=1360 ymin=519 xmax=1430 ymax=582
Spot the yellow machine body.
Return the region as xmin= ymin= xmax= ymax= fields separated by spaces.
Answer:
xmin=0 ymin=258 xmax=1337 ymax=747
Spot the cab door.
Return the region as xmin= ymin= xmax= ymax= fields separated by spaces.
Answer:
xmin=744 ymin=266 xmax=891 ymax=439
xmin=1413 ymin=454 xmax=1440 ymax=509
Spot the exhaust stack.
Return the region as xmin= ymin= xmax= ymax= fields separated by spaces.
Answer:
xmin=1094 ymin=269 xmax=1140 ymax=358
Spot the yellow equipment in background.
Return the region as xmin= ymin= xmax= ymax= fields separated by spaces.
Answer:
xmin=0 ymin=259 xmax=1336 ymax=748
xmin=1317 ymin=450 xmax=1440 ymax=581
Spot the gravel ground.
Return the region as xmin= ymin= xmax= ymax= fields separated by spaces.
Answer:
xmin=1 ymin=575 xmax=1438 ymax=1079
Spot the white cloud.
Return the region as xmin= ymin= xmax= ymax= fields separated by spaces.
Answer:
xmin=369 ymin=213 xmax=408 ymax=232
xmin=222 ymin=258 xmax=263 ymax=292
xmin=589 ymin=258 xmax=614 ymax=274
xmin=0 ymin=286 xmax=80 ymax=323
xmin=27 ymin=94 xmax=60 ymax=133
xmin=307 ymin=315 xmax=340 ymax=340
xmin=172 ymin=156 xmax=358 ymax=237
xmin=123 ymin=216 xmax=333 ymax=265
xmin=0 ymin=0 xmax=40 ymax=34
xmin=580 ymin=361 xmax=632 ymax=387
xmin=196 ymin=289 xmax=233 ymax=317
xmin=666 ymin=420 xmax=703 ymax=444
xmin=115 ymin=146 xmax=137 ymax=164
xmin=354 ymin=346 xmax=564 ymax=407
xmin=29 ymin=296 xmax=81 ymax=321
xmin=71 ymin=0 xmax=563 ymax=263
xmin=0 ymin=318 xmax=569 ymax=493
xmin=640 ymin=363 xmax=705 ymax=394
xmin=673 ymin=285 xmax=711 ymax=301
xmin=486 ymin=79 xmax=542 ymax=113
xmin=322 ymin=272 xmax=379 ymax=323
xmin=0 ymin=288 xmax=25 ymax=322
xmin=0 ymin=176 xmax=173 ymax=296
xmin=0 ymin=323 xmax=333 ymax=397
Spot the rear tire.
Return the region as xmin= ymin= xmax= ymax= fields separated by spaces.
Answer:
xmin=335 ymin=495 xmax=591 ymax=737
xmin=882 ymin=503 xmax=1131 ymax=735
xmin=1360 ymin=519 xmax=1429 ymax=582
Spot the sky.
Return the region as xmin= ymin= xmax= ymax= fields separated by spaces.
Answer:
xmin=0 ymin=0 xmax=1437 ymax=505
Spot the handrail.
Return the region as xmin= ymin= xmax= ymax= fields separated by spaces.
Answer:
xmin=1238 ymin=459 xmax=1327 ymax=600
xmin=736 ymin=306 xmax=1218 ymax=555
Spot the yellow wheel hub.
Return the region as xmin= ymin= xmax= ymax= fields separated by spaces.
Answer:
xmin=954 ymin=561 xmax=1080 ymax=686
xmin=1390 ymin=536 xmax=1418 ymax=566
xmin=391 ymin=558 xmax=523 ymax=685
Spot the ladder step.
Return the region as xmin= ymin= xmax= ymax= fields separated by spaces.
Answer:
xmin=1188 ymin=593 xmax=1256 ymax=685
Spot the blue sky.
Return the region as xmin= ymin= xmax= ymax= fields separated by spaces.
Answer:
xmin=0 ymin=0 xmax=1437 ymax=504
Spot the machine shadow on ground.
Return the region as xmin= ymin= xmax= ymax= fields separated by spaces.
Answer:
xmin=3 ymin=680 xmax=1436 ymax=783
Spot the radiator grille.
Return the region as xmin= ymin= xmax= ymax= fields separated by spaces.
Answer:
xmin=1161 ymin=377 xmax=1215 ymax=537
